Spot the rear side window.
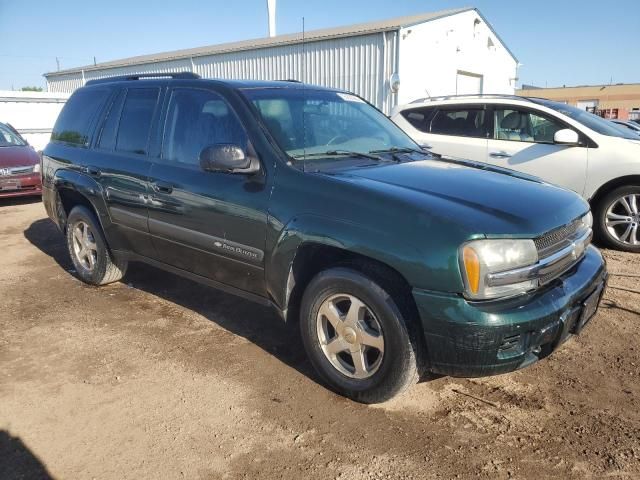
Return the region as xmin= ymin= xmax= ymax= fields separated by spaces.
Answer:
xmin=430 ymin=108 xmax=489 ymax=138
xmin=96 ymin=90 xmax=125 ymax=150
xmin=400 ymin=107 xmax=437 ymax=132
xmin=52 ymin=88 xmax=110 ymax=146
xmin=115 ymin=88 xmax=159 ymax=155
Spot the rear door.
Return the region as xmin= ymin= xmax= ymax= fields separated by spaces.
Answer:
xmin=398 ymin=105 xmax=490 ymax=161
xmin=146 ymin=86 xmax=270 ymax=296
xmin=485 ymin=106 xmax=589 ymax=195
xmin=89 ymin=86 xmax=161 ymax=257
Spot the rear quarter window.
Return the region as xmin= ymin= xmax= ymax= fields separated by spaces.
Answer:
xmin=51 ymin=88 xmax=110 ymax=146
xmin=401 ymin=107 xmax=437 ymax=132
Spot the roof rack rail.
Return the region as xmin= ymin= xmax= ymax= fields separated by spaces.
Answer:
xmin=276 ymin=79 xmax=302 ymax=83
xmin=410 ymin=93 xmax=527 ymax=104
xmin=85 ymin=72 xmax=200 ymax=86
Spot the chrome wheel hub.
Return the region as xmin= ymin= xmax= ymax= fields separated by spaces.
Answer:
xmin=316 ymin=294 xmax=384 ymax=379
xmin=72 ymin=221 xmax=98 ymax=271
xmin=606 ymin=194 xmax=640 ymax=246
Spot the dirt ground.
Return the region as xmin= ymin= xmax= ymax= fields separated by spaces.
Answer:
xmin=0 ymin=199 xmax=638 ymax=480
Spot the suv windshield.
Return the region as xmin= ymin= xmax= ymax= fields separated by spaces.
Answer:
xmin=531 ymin=99 xmax=639 ymax=140
xmin=0 ymin=123 xmax=27 ymax=147
xmin=242 ymin=88 xmax=418 ymax=161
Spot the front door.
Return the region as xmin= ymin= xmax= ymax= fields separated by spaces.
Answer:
xmin=485 ymin=106 xmax=589 ymax=195
xmin=147 ymin=87 xmax=270 ymax=296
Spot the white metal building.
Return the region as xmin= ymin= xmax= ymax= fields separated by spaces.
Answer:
xmin=44 ymin=7 xmax=517 ymax=114
xmin=0 ymin=90 xmax=69 ymax=150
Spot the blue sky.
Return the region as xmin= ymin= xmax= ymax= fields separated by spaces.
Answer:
xmin=0 ymin=0 xmax=638 ymax=90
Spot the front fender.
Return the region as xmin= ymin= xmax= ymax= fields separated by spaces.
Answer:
xmin=265 ymin=213 xmax=463 ymax=311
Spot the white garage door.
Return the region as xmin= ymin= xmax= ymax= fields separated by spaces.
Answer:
xmin=456 ymin=72 xmax=483 ymax=95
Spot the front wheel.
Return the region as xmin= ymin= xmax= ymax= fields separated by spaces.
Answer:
xmin=594 ymin=186 xmax=640 ymax=252
xmin=299 ymin=267 xmax=419 ymax=403
xmin=66 ymin=206 xmax=128 ymax=285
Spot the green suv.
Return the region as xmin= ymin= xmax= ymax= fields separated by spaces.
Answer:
xmin=42 ymin=73 xmax=607 ymax=403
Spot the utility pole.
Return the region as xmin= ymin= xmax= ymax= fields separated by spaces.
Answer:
xmin=55 ymin=57 xmax=60 ymax=71
xmin=93 ymin=56 xmax=97 ymax=66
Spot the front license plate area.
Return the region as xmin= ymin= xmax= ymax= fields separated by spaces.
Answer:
xmin=0 ymin=179 xmax=21 ymax=191
xmin=573 ymin=283 xmax=604 ymax=334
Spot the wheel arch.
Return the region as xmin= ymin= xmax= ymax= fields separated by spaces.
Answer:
xmin=52 ymin=169 xmax=110 ymax=233
xmin=588 ymin=175 xmax=640 ymax=210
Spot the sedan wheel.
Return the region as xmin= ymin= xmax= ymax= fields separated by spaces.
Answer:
xmin=605 ymin=193 xmax=640 ymax=247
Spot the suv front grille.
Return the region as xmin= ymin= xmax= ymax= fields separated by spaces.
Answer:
xmin=534 ymin=218 xmax=582 ymax=259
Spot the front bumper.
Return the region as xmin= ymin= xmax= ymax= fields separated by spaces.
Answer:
xmin=0 ymin=173 xmax=42 ymax=198
xmin=413 ymin=245 xmax=607 ymax=377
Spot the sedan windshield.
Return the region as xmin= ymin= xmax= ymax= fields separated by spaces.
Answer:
xmin=0 ymin=123 xmax=26 ymax=147
xmin=242 ymin=88 xmax=419 ymax=161
xmin=531 ymin=99 xmax=639 ymax=140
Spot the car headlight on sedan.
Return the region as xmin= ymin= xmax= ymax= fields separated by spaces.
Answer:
xmin=460 ymin=239 xmax=539 ymax=300
xmin=33 ymin=163 xmax=41 ymax=173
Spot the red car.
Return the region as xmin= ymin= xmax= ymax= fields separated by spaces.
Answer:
xmin=0 ymin=122 xmax=42 ymax=198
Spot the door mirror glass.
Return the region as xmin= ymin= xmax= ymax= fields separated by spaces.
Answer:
xmin=199 ymin=144 xmax=256 ymax=173
xmin=553 ymin=129 xmax=580 ymax=145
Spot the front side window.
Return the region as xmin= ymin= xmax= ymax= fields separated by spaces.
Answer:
xmin=0 ymin=123 xmax=26 ymax=147
xmin=115 ymin=88 xmax=159 ymax=155
xmin=242 ymin=88 xmax=417 ymax=160
xmin=494 ymin=108 xmax=564 ymax=143
xmin=52 ymin=88 xmax=110 ymax=146
xmin=162 ymin=88 xmax=248 ymax=167
xmin=430 ymin=108 xmax=489 ymax=138
xmin=531 ymin=98 xmax=639 ymax=140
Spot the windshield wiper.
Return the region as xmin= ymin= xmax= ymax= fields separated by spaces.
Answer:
xmin=292 ymin=150 xmax=382 ymax=161
xmin=369 ymin=146 xmax=430 ymax=155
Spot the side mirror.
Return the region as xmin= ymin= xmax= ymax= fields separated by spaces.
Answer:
xmin=553 ymin=129 xmax=580 ymax=146
xmin=199 ymin=144 xmax=259 ymax=174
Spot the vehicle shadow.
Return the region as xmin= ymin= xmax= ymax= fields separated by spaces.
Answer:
xmin=0 ymin=430 xmax=55 ymax=480
xmin=23 ymin=218 xmax=318 ymax=387
xmin=0 ymin=196 xmax=41 ymax=208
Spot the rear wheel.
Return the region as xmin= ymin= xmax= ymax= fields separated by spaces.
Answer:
xmin=66 ymin=206 xmax=127 ymax=285
xmin=594 ymin=186 xmax=640 ymax=252
xmin=299 ymin=267 xmax=419 ymax=403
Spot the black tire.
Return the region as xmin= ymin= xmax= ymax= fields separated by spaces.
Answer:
xmin=299 ymin=267 xmax=419 ymax=403
xmin=594 ymin=185 xmax=640 ymax=253
xmin=66 ymin=205 xmax=127 ymax=285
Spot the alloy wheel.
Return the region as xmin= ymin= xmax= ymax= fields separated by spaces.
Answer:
xmin=606 ymin=194 xmax=640 ymax=246
xmin=71 ymin=221 xmax=98 ymax=271
xmin=316 ymin=293 xmax=385 ymax=379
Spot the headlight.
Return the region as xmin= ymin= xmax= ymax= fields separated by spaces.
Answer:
xmin=460 ymin=239 xmax=538 ymax=300
xmin=33 ymin=163 xmax=41 ymax=173
xmin=581 ymin=211 xmax=592 ymax=230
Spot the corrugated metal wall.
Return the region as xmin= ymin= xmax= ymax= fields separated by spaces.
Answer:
xmin=46 ymin=32 xmax=399 ymax=113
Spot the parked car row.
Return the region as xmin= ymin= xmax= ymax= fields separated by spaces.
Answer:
xmin=41 ymin=74 xmax=607 ymax=402
xmin=392 ymin=95 xmax=640 ymax=252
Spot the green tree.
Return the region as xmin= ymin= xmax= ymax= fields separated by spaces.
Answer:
xmin=20 ymin=86 xmax=43 ymax=92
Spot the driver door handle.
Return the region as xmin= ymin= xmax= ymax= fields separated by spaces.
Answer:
xmin=490 ymin=151 xmax=512 ymax=159
xmin=151 ymin=181 xmax=173 ymax=194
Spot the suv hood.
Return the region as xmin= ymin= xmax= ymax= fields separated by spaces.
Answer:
xmin=0 ymin=146 xmax=38 ymax=168
xmin=328 ymin=158 xmax=588 ymax=237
